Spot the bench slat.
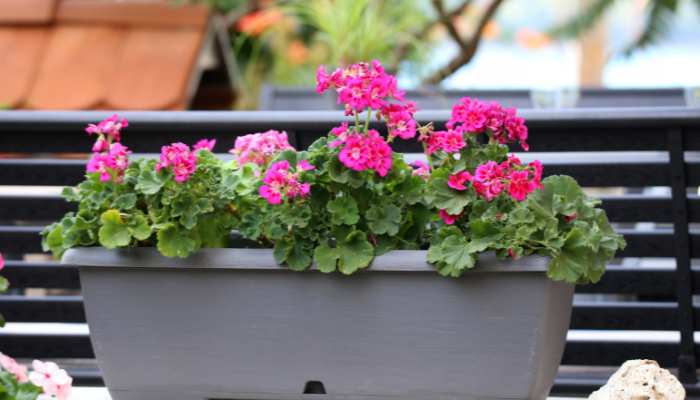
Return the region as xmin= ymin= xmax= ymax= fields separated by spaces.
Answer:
xmin=1 ymin=261 xmax=79 ymax=289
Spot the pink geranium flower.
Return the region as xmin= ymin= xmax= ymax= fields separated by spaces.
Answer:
xmin=447 ymin=171 xmax=472 ymax=191
xmin=193 ymin=138 xmax=216 ymax=152
xmin=424 ymin=130 xmax=465 ymax=155
xmin=230 ymin=130 xmax=293 ymax=166
xmin=86 ymin=142 xmax=131 ymax=183
xmin=439 ymin=209 xmax=460 ymax=225
xmin=29 ymin=360 xmax=72 ymax=400
xmin=0 ymin=251 xmax=4 ymax=271
xmin=259 ymin=160 xmax=312 ymax=205
xmin=85 ymin=114 xmax=128 ymax=142
xmin=411 ymin=160 xmax=430 ymax=179
xmin=156 ymin=142 xmax=197 ymax=183
xmin=336 ymin=130 xmax=393 ymax=177
xmin=0 ymin=352 xmax=29 ymax=383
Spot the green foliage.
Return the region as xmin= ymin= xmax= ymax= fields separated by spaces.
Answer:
xmin=0 ymin=371 xmax=42 ymax=400
xmin=42 ymin=150 xmax=240 ymax=259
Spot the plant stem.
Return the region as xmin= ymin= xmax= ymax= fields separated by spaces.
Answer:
xmin=364 ymin=109 xmax=372 ymax=133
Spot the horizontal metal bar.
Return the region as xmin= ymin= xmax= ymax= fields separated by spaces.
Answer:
xmin=0 ymin=296 xmax=85 ymax=323
xmin=1 ymin=261 xmax=80 ymax=289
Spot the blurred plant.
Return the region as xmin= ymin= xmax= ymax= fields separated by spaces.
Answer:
xmin=549 ymin=0 xmax=699 ymax=55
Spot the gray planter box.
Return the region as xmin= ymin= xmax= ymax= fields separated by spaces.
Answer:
xmin=63 ymin=248 xmax=574 ymax=400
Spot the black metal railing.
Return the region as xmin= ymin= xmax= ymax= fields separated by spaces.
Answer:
xmin=0 ymin=107 xmax=699 ymax=396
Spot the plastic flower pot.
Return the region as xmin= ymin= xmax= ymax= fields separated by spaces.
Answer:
xmin=64 ymin=247 xmax=573 ymax=400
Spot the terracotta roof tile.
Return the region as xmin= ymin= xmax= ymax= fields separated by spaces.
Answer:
xmin=0 ymin=0 xmax=57 ymax=24
xmin=0 ymin=27 xmax=49 ymax=107
xmin=26 ymin=25 xmax=124 ymax=110
xmin=57 ymin=0 xmax=209 ymax=28
xmin=107 ymin=27 xmax=205 ymax=110
xmin=0 ymin=0 xmax=221 ymax=110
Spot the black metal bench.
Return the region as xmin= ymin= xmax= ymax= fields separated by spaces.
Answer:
xmin=259 ymin=86 xmax=688 ymax=110
xmin=0 ymin=108 xmax=699 ymax=396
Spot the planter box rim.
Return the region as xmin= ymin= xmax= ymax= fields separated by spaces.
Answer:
xmin=63 ymin=247 xmax=549 ymax=273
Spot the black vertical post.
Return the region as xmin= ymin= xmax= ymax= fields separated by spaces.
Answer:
xmin=668 ymin=127 xmax=697 ymax=384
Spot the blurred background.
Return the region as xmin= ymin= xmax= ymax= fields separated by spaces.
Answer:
xmin=0 ymin=0 xmax=698 ymax=109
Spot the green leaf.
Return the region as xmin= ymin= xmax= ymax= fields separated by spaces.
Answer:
xmin=41 ymin=223 xmax=65 ymax=257
xmin=15 ymin=382 xmax=42 ymax=400
xmin=327 ymin=196 xmax=360 ymax=225
xmin=440 ymin=235 xmax=477 ymax=272
xmin=156 ymin=224 xmax=197 ymax=258
xmin=286 ymin=242 xmax=313 ymax=271
xmin=337 ymin=230 xmax=374 ymax=275
xmin=0 ymin=276 xmax=8 ymax=292
xmin=314 ymin=243 xmax=339 ymax=273
xmin=366 ymin=203 xmax=401 ymax=235
xmin=426 ymin=170 xmax=472 ymax=215
xmin=114 ymin=193 xmax=137 ymax=210
xmin=128 ymin=213 xmax=152 ymax=241
xmin=136 ymin=168 xmax=164 ymax=195
xmin=98 ymin=210 xmax=132 ymax=249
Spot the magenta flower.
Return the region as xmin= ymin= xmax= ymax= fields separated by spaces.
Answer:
xmin=0 ymin=251 xmax=4 ymax=271
xmin=86 ymin=142 xmax=131 ymax=183
xmin=0 ymin=352 xmax=28 ymax=383
xmin=336 ymin=130 xmax=393 ymax=177
xmin=85 ymin=114 xmax=128 ymax=142
xmin=439 ymin=209 xmax=460 ymax=225
xmin=445 ymin=97 xmax=529 ymax=151
xmin=29 ymin=360 xmax=72 ymax=400
xmin=424 ymin=130 xmax=466 ymax=155
xmin=193 ymin=138 xmax=216 ymax=152
xmin=447 ymin=171 xmax=472 ymax=191
xmin=156 ymin=142 xmax=197 ymax=183
xmin=230 ymin=130 xmax=293 ymax=166
xmin=467 ymin=157 xmax=542 ymax=202
xmin=259 ymin=160 xmax=312 ymax=205
xmin=381 ymin=102 xmax=417 ymax=140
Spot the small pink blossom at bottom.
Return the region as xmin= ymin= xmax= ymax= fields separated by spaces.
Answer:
xmin=193 ymin=138 xmax=216 ymax=152
xmin=411 ymin=160 xmax=430 ymax=179
xmin=29 ymin=360 xmax=72 ymax=400
xmin=447 ymin=171 xmax=472 ymax=191
xmin=0 ymin=251 xmax=4 ymax=271
xmin=508 ymin=248 xmax=519 ymax=260
xmin=0 ymin=352 xmax=29 ymax=383
xmin=439 ymin=209 xmax=460 ymax=225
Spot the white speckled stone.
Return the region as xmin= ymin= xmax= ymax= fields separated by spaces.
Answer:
xmin=589 ymin=360 xmax=685 ymax=400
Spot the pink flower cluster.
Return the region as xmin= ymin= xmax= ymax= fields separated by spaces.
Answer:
xmin=29 ymin=360 xmax=72 ymax=400
xmin=446 ymin=97 xmax=529 ymax=151
xmin=424 ymin=129 xmax=465 ymax=155
xmin=316 ymin=60 xmax=417 ymax=140
xmin=0 ymin=251 xmax=4 ymax=271
xmin=230 ymin=130 xmax=293 ymax=166
xmin=259 ymin=160 xmax=314 ymax=205
xmin=193 ymin=138 xmax=216 ymax=152
xmin=85 ymin=115 xmax=131 ymax=183
xmin=156 ymin=143 xmax=197 ymax=183
xmin=447 ymin=155 xmax=543 ymax=202
xmin=1 ymin=352 xmax=28 ymax=383
xmin=86 ymin=114 xmax=128 ymax=152
xmin=411 ymin=160 xmax=430 ymax=179
xmin=0 ymin=354 xmax=73 ymax=400
xmin=331 ymin=127 xmax=393 ymax=177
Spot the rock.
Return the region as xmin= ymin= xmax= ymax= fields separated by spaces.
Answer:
xmin=588 ymin=359 xmax=685 ymax=400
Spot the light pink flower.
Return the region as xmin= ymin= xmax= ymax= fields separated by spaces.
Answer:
xmin=439 ymin=209 xmax=460 ymax=225
xmin=156 ymin=143 xmax=197 ymax=183
xmin=230 ymin=130 xmax=293 ymax=166
xmin=411 ymin=160 xmax=430 ymax=179
xmin=0 ymin=352 xmax=28 ymax=383
xmin=297 ymin=160 xmax=315 ymax=171
xmin=29 ymin=360 xmax=72 ymax=400
xmin=447 ymin=171 xmax=472 ymax=191
xmin=193 ymin=138 xmax=216 ymax=152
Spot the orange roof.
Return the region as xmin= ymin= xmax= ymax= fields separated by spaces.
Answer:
xmin=0 ymin=0 xmax=215 ymax=110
